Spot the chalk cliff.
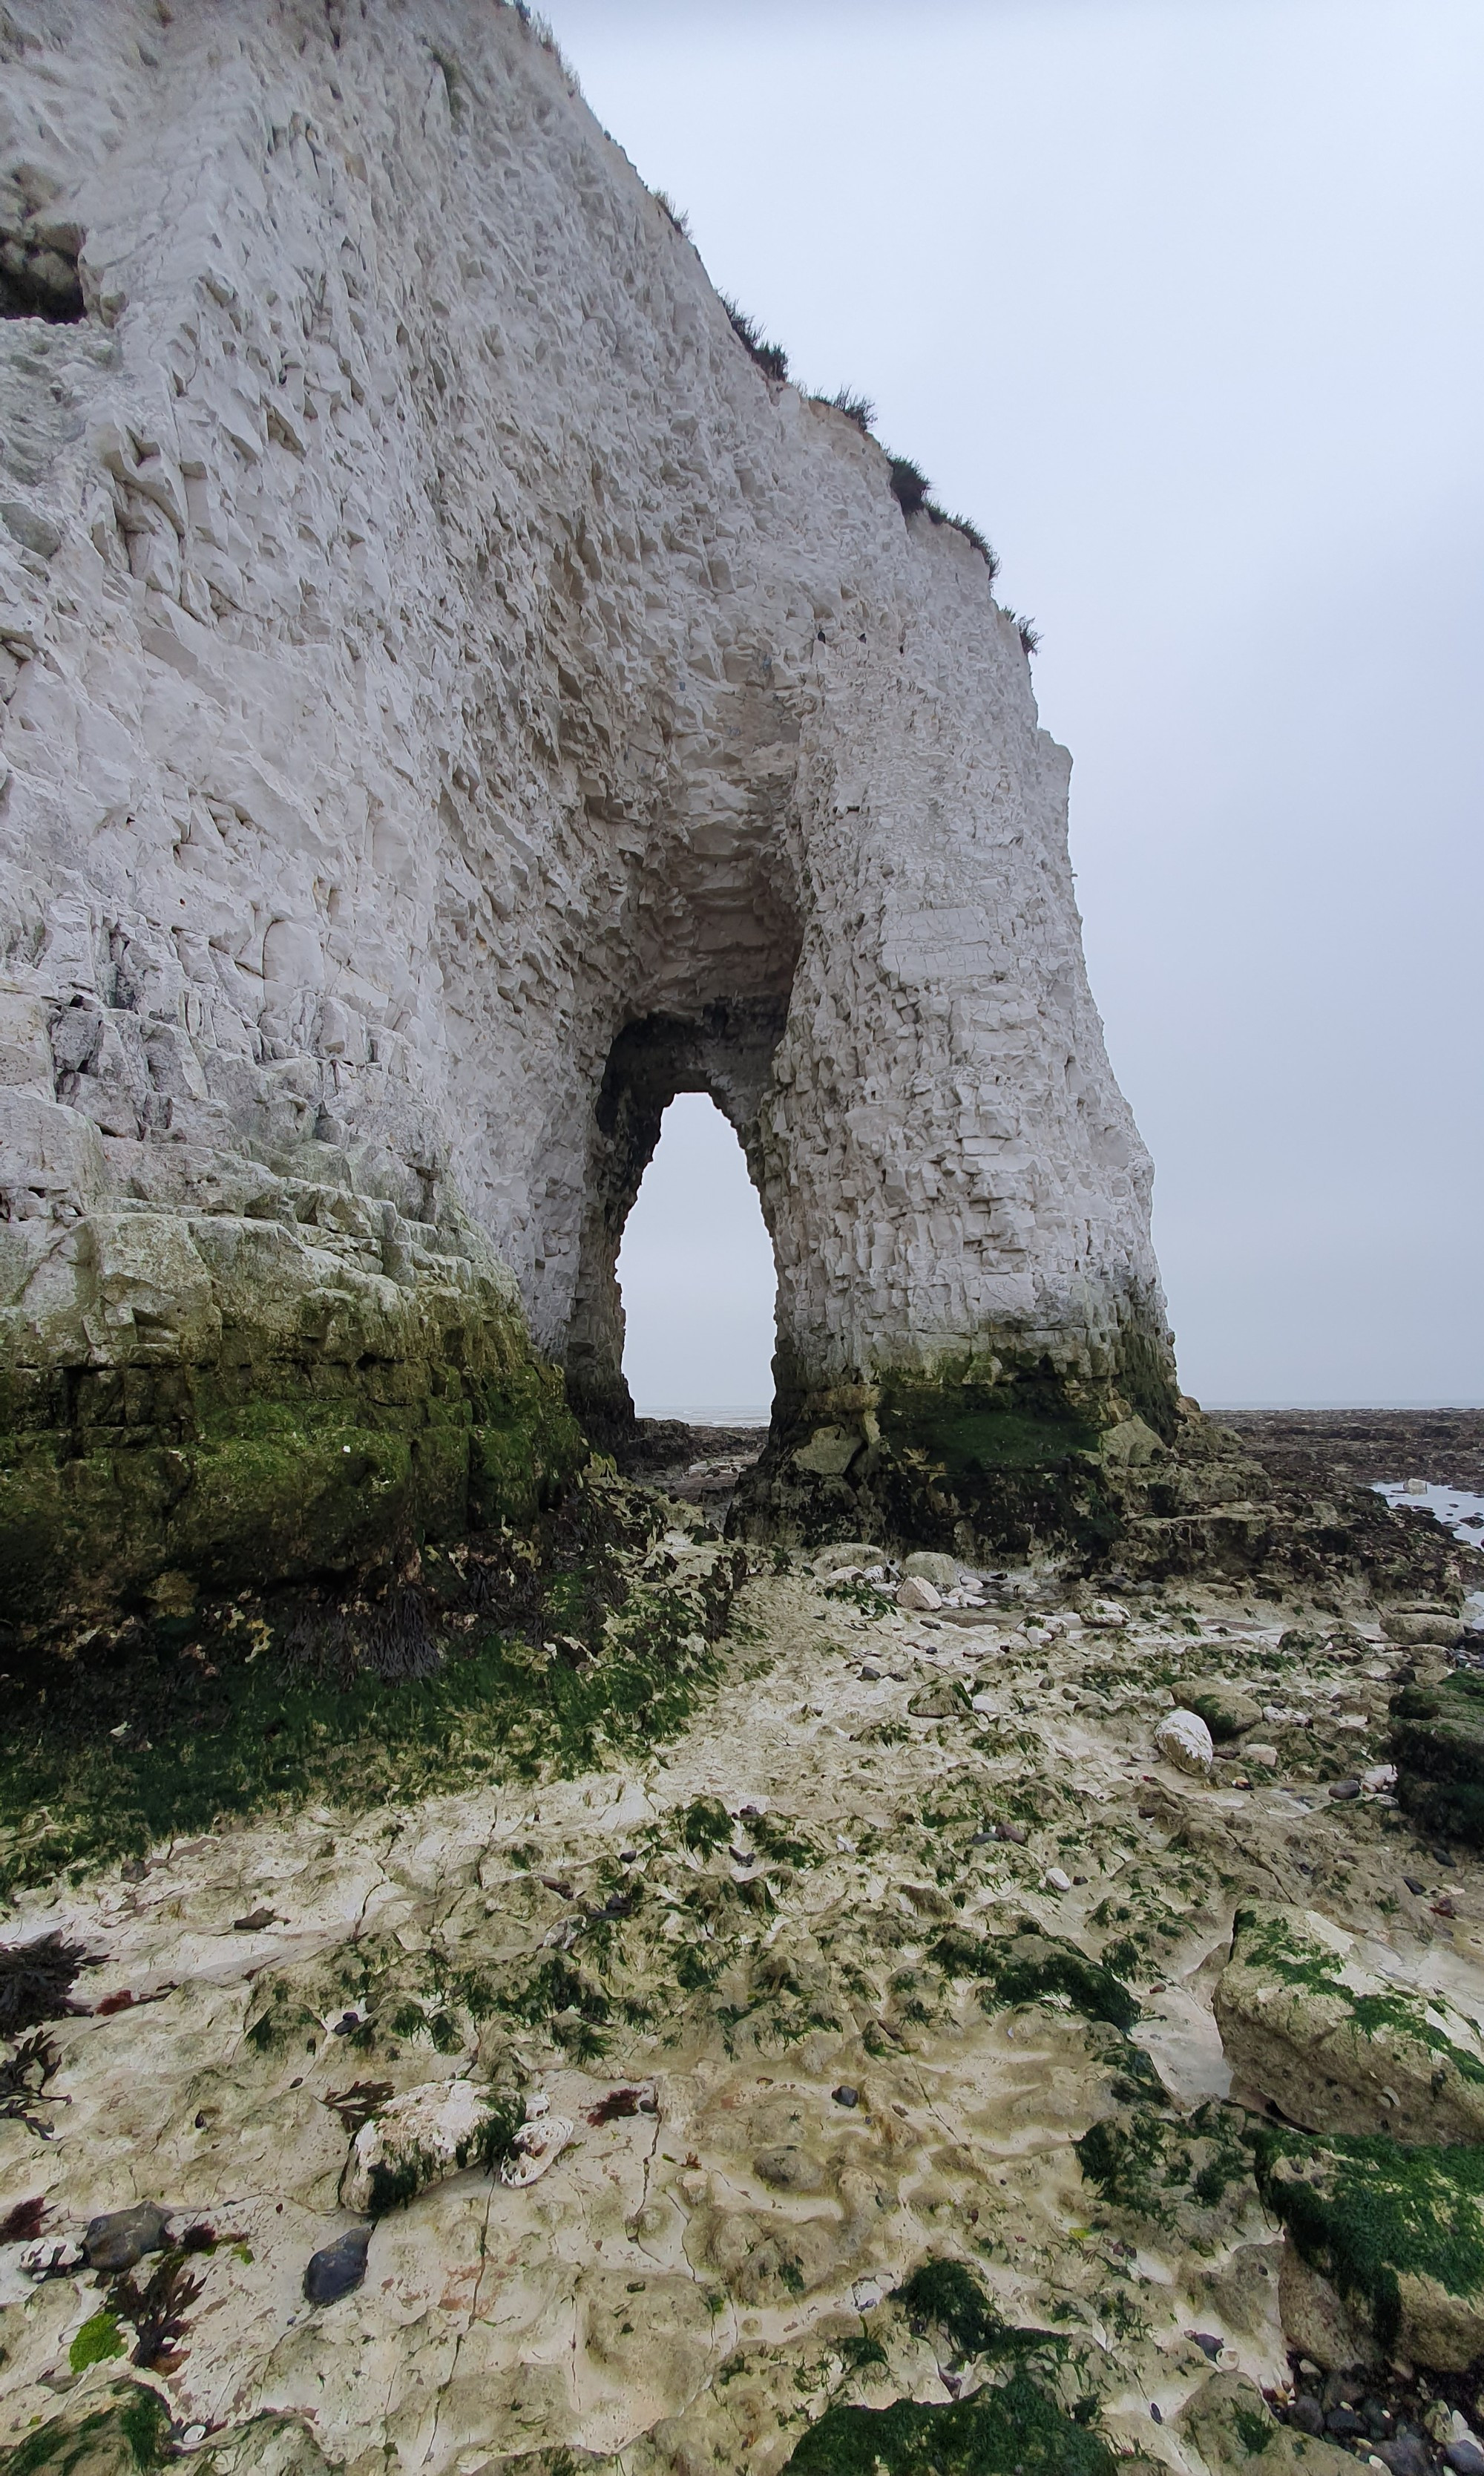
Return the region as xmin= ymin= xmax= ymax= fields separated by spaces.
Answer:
xmin=0 ymin=0 xmax=1175 ymax=1615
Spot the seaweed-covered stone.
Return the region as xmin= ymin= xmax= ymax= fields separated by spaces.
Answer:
xmin=1255 ymin=2129 xmax=1484 ymax=2372
xmin=1181 ymin=1680 xmax=1263 ymax=1741
xmin=342 ymin=2079 xmax=522 ymax=2215
xmin=1178 ymin=2372 xmax=1356 ymax=2475
xmin=784 ymin=2365 xmax=1128 ymax=2475
xmin=1391 ymin=1672 xmax=1484 ymax=1847
xmin=907 ymin=1676 xmax=971 ymax=1719
xmin=1214 ymin=1903 xmax=1484 ymax=2140
xmin=0 ymin=2380 xmax=172 ymax=2476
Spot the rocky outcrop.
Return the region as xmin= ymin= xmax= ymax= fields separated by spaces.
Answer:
xmin=1215 ymin=1903 xmax=1484 ymax=2143
xmin=1391 ymin=1672 xmax=1484 ymax=1847
xmin=0 ymin=0 xmax=1180 ymax=1606
xmin=1257 ymin=2130 xmax=1484 ymax=2374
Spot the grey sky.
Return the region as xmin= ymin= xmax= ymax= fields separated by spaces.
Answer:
xmin=559 ymin=0 xmax=1484 ymax=1413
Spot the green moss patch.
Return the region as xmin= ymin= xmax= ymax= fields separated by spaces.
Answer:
xmin=1254 ymin=2127 xmax=1484 ymax=2354
xmin=0 ymin=1484 xmax=743 ymax=1895
xmin=784 ymin=2367 xmax=1117 ymax=2475
xmin=933 ymin=1927 xmax=1140 ymax=2035
xmin=1075 ymin=2102 xmax=1255 ymax=2248
xmin=1 ymin=2383 xmax=171 ymax=2476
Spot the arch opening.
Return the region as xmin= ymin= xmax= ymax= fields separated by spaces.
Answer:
xmin=562 ymin=1001 xmax=787 ymax=1444
xmin=617 ymin=1093 xmax=776 ymax=1423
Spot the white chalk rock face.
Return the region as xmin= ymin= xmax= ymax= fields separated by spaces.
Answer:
xmin=0 ymin=0 xmax=1177 ymax=1606
xmin=1155 ymin=1708 xmax=1215 ymax=1776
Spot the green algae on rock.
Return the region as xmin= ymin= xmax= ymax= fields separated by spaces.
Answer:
xmin=1214 ymin=1902 xmax=1484 ymax=2141
xmin=1178 ymin=2371 xmax=1356 ymax=2476
xmin=0 ymin=1188 xmax=585 ymax=1628
xmin=782 ymin=2364 xmax=1122 ymax=2476
xmin=1254 ymin=2127 xmax=1484 ymax=2371
xmin=1178 ymin=1680 xmax=1263 ymax=1741
xmin=0 ymin=1483 xmax=743 ymax=1895
xmin=932 ymin=1925 xmax=1141 ymax=2037
xmin=0 ymin=2381 xmax=171 ymax=2476
xmin=1391 ymin=1671 xmax=1484 ymax=1848
xmin=1074 ymin=2100 xmax=1258 ymax=2253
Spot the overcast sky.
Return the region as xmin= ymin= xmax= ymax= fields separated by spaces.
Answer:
xmin=555 ymin=0 xmax=1484 ymax=1415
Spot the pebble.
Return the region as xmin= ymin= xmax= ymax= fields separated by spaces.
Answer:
xmin=82 ymin=2201 xmax=168 ymax=2273
xmin=1288 ymin=2397 xmax=1326 ymax=2438
xmin=303 ymin=2223 xmax=372 ymax=2305
xmin=1045 ymin=1867 xmax=1072 ymax=1892
xmin=897 ymin=1576 xmax=942 ymax=1612
xmin=1403 ymin=1877 xmax=1427 ymax=1896
xmin=858 ymin=1663 xmax=882 ymax=1681
xmin=1376 ymin=2438 xmax=1431 ymax=2476
xmin=832 ymin=2085 xmax=860 ymax=2108
xmin=1155 ymin=1708 xmax=1214 ymax=1777
xmin=995 ymin=1821 xmax=1029 ymax=1845
xmin=1445 ymin=2442 xmax=1484 ymax=2476
xmin=1327 ymin=1780 xmax=1362 ymax=1801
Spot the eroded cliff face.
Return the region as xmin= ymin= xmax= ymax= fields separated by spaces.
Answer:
xmin=0 ymin=0 xmax=1174 ymax=1614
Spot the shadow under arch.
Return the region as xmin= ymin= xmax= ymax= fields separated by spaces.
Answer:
xmin=563 ymin=1000 xmax=787 ymax=1444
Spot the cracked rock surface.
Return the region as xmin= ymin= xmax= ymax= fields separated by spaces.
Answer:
xmin=4 ymin=1541 xmax=1484 ymax=2472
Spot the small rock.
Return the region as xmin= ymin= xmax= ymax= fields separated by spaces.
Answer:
xmin=1363 ymin=1765 xmax=1399 ymax=1792
xmin=898 ymin=1576 xmax=942 ymax=1612
xmin=344 ymin=2078 xmax=496 ymax=2213
xmin=1376 ymin=2439 xmax=1431 ymax=2476
xmin=1327 ymin=1780 xmax=1362 ymax=1801
xmin=1328 ymin=2406 xmax=1365 ymax=2437
xmin=812 ymin=1542 xmax=881 ymax=1576
xmin=902 ymin=1551 xmax=959 ymax=1591
xmin=82 ymin=2203 xmax=168 ymax=2273
xmin=1182 ymin=1679 xmax=1264 ymax=1740
xmin=1445 ymin=2442 xmax=1484 ymax=2476
xmin=1288 ymin=2396 xmax=1327 ymax=2437
xmin=501 ymin=2100 xmax=574 ymax=2188
xmin=232 ymin=1907 xmax=278 ymax=1931
xmin=858 ymin=1663 xmax=882 ymax=1681
xmin=1403 ymin=1878 xmax=1428 ymax=1896
xmin=303 ymin=2223 xmax=372 ymax=2305
xmin=1045 ymin=1867 xmax=1072 ymax=1892
xmin=832 ymin=2085 xmax=860 ymax=2108
xmin=995 ymin=1821 xmax=1029 ymax=1845
xmin=1155 ymin=1709 xmax=1215 ymax=1777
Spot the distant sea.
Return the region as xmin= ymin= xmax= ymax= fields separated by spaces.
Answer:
xmin=637 ymin=1404 xmax=771 ymax=1427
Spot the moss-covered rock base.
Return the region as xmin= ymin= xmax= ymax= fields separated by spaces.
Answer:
xmin=0 ymin=1176 xmax=585 ymax=1628
xmin=1391 ymin=1671 xmax=1484 ymax=1847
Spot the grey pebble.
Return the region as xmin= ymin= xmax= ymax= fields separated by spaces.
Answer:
xmin=82 ymin=2202 xmax=168 ymax=2273
xmin=303 ymin=2223 xmax=372 ymax=2305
